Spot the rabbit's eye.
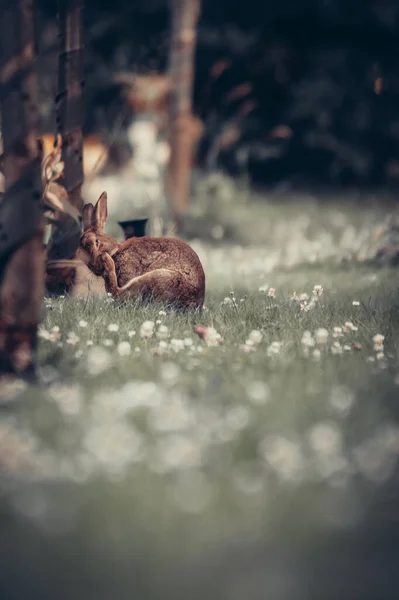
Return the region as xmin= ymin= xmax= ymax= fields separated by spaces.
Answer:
xmin=95 ymin=240 xmax=100 ymax=248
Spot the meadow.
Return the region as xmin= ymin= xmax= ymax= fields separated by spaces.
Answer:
xmin=1 ymin=180 xmax=399 ymax=599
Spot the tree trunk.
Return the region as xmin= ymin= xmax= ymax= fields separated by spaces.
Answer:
xmin=47 ymin=0 xmax=84 ymax=261
xmin=0 ymin=0 xmax=44 ymax=375
xmin=166 ymin=0 xmax=201 ymax=235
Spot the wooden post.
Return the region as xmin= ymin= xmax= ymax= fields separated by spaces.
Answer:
xmin=0 ymin=0 xmax=44 ymax=375
xmin=167 ymin=0 xmax=201 ymax=235
xmin=115 ymin=72 xmax=170 ymax=237
xmin=44 ymin=0 xmax=102 ymax=298
xmin=47 ymin=0 xmax=84 ymax=262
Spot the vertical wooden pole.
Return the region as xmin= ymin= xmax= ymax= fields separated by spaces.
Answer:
xmin=167 ymin=0 xmax=201 ymax=234
xmin=115 ymin=72 xmax=170 ymax=237
xmin=0 ymin=0 xmax=44 ymax=375
xmin=47 ymin=0 xmax=84 ymax=261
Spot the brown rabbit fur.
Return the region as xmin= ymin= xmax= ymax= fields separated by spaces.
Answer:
xmin=79 ymin=192 xmax=205 ymax=308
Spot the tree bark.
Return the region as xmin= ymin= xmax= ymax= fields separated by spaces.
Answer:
xmin=166 ymin=0 xmax=201 ymax=234
xmin=47 ymin=0 xmax=84 ymax=261
xmin=0 ymin=0 xmax=44 ymax=375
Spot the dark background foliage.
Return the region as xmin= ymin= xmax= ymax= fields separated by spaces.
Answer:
xmin=35 ymin=0 xmax=399 ymax=189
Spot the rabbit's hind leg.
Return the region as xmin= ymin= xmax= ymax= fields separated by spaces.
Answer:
xmin=117 ymin=268 xmax=200 ymax=308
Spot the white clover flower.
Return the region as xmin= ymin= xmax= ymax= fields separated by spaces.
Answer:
xmin=38 ymin=327 xmax=59 ymax=342
xmin=300 ymin=301 xmax=310 ymax=312
xmin=299 ymin=293 xmax=309 ymax=301
xmin=332 ymin=327 xmax=343 ymax=338
xmin=247 ymin=381 xmax=270 ymax=405
xmin=87 ymin=346 xmax=112 ymax=375
xmin=86 ymin=340 xmax=93 ymax=346
xmin=51 ymin=326 xmax=60 ymax=333
xmin=140 ymin=320 xmax=155 ymax=339
xmin=315 ymin=328 xmax=329 ymax=345
xmin=156 ymin=325 xmax=169 ymax=340
xmin=312 ymin=285 xmax=323 ymax=297
xmin=343 ymin=321 xmax=358 ymax=332
xmin=376 ymin=351 xmax=385 ymax=361
xmin=259 ymin=435 xmax=304 ymax=482
xmin=203 ymin=327 xmax=222 ymax=346
xmin=117 ymin=341 xmax=131 ymax=356
xmin=170 ymin=338 xmax=185 ymax=352
xmin=128 ymin=330 xmax=136 ymax=338
xmin=221 ymin=297 xmax=234 ymax=306
xmin=155 ymin=435 xmax=203 ymax=472
xmin=331 ymin=386 xmax=355 ymax=414
xmin=49 ymin=383 xmax=82 ymax=417
xmin=107 ymin=323 xmax=119 ymax=333
xmin=159 ymin=362 xmax=181 ymax=387
xmin=267 ymin=287 xmax=276 ymax=298
xmin=150 ymin=396 xmax=192 ymax=434
xmin=331 ymin=341 xmax=343 ymax=355
xmin=258 ymin=284 xmax=269 ymax=293
xmin=267 ymin=341 xmax=282 ymax=356
xmin=308 ymin=421 xmax=343 ymax=456
xmin=159 ymin=310 xmax=167 ymax=316
xmin=103 ymin=339 xmax=114 ymax=347
xmin=312 ymin=349 xmax=321 ymax=361
xmin=352 ymin=300 xmax=360 ymax=306
xmin=301 ymin=331 xmax=315 ymax=348
xmin=373 ymin=333 xmax=385 ymax=352
xmin=66 ymin=332 xmax=80 ymax=345
xmin=78 ymin=320 xmax=88 ymax=328
xmin=158 ymin=340 xmax=169 ymax=353
xmin=241 ymin=343 xmax=255 ymax=353
xmin=248 ymin=330 xmax=263 ymax=344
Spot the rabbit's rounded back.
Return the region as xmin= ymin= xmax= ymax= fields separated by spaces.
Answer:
xmin=113 ymin=235 xmax=205 ymax=293
xmin=80 ymin=192 xmax=205 ymax=306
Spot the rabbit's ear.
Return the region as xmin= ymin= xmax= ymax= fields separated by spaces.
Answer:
xmin=93 ymin=192 xmax=108 ymax=233
xmin=83 ymin=203 xmax=94 ymax=231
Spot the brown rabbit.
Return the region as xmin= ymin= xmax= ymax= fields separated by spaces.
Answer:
xmin=78 ymin=192 xmax=205 ymax=308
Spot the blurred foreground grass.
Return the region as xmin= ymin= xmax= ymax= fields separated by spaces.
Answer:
xmin=2 ymin=187 xmax=399 ymax=599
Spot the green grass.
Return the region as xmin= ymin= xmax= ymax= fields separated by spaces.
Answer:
xmin=3 ymin=265 xmax=399 ymax=522
xmin=2 ymin=191 xmax=399 ymax=598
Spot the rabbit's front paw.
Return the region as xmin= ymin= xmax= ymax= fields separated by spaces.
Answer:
xmin=98 ymin=252 xmax=119 ymax=294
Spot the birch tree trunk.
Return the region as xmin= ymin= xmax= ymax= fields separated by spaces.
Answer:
xmin=166 ymin=0 xmax=201 ymax=234
xmin=0 ymin=0 xmax=44 ymax=375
